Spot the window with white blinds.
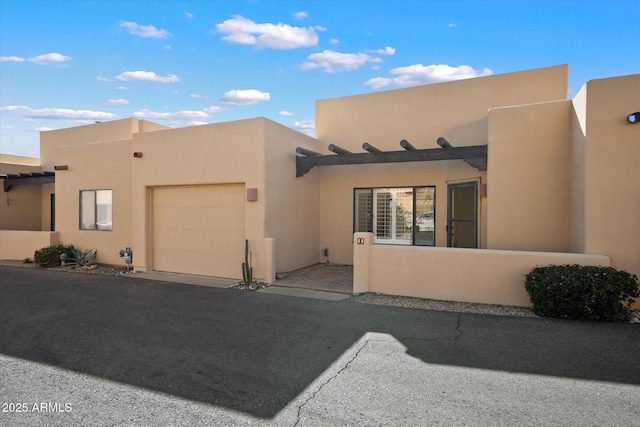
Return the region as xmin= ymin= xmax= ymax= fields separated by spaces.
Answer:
xmin=354 ymin=186 xmax=435 ymax=246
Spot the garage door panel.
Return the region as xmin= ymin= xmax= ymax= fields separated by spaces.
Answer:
xmin=154 ymin=229 xmax=245 ymax=254
xmin=153 ymin=250 xmax=241 ymax=278
xmin=152 ymin=185 xmax=245 ymax=278
xmin=153 ymin=186 xmax=245 ymax=208
xmin=153 ymin=207 xmax=245 ymax=231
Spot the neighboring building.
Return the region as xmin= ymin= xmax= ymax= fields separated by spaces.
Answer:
xmin=1 ymin=65 xmax=638 ymax=307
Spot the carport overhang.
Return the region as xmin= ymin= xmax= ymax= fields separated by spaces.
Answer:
xmin=2 ymin=172 xmax=55 ymax=192
xmin=295 ymin=138 xmax=487 ymax=177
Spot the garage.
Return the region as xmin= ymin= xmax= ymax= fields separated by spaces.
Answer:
xmin=152 ymin=184 xmax=245 ymax=279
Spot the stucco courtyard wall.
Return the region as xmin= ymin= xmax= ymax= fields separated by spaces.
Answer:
xmin=353 ymin=232 xmax=611 ymax=307
xmin=0 ymin=231 xmax=59 ymax=260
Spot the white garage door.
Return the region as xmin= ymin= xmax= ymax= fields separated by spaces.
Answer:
xmin=152 ymin=185 xmax=245 ymax=279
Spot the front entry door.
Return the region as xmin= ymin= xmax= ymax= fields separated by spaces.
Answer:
xmin=447 ymin=182 xmax=477 ymax=248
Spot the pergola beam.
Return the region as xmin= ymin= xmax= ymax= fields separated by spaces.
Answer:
xmin=2 ymin=172 xmax=55 ymax=192
xmin=296 ymin=145 xmax=487 ymax=177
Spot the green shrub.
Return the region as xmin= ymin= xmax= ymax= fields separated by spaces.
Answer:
xmin=525 ymin=264 xmax=639 ymax=321
xmin=33 ymin=243 xmax=75 ymax=268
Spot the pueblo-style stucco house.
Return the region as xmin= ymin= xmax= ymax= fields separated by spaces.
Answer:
xmin=1 ymin=64 xmax=638 ymax=308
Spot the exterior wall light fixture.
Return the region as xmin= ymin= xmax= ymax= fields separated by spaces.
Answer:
xmin=54 ymin=165 xmax=68 ymax=171
xmin=133 ymin=152 xmax=143 ymax=158
xmin=627 ymin=112 xmax=640 ymax=124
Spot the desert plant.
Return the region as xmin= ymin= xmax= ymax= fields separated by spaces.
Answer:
xmin=241 ymin=239 xmax=253 ymax=286
xmin=70 ymin=247 xmax=97 ymax=268
xmin=23 ymin=257 xmax=33 ymax=264
xmin=525 ymin=264 xmax=639 ymax=321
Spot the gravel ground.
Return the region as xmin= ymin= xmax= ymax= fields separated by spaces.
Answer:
xmin=3 ymin=260 xmax=637 ymax=321
xmin=350 ymin=292 xmax=539 ymax=317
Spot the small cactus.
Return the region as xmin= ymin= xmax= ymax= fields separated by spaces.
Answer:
xmin=242 ymin=240 xmax=253 ymax=286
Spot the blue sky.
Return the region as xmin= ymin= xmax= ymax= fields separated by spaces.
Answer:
xmin=1 ymin=0 xmax=638 ymax=158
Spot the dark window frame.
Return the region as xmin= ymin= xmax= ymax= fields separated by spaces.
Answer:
xmin=353 ymin=186 xmax=436 ymax=246
xmin=79 ymin=189 xmax=113 ymax=231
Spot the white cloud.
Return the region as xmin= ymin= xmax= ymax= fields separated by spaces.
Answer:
xmin=185 ymin=13 xmax=193 ymax=19
xmin=133 ymin=109 xmax=209 ymax=121
xmin=221 ymin=89 xmax=270 ymax=105
xmin=120 ymin=21 xmax=172 ymax=39
xmin=278 ymin=110 xmax=295 ymax=117
xmin=34 ymin=127 xmax=54 ymax=132
xmin=163 ymin=45 xmax=172 ymax=50
xmin=188 ymin=121 xmax=208 ymax=126
xmin=107 ymin=99 xmax=129 ymax=105
xmin=1 ymin=56 xmax=25 ymax=62
xmin=116 ymin=86 xmax=127 ymax=90
xmin=190 ymin=93 xmax=210 ymax=100
xmin=203 ymin=106 xmax=224 ymax=113
xmin=292 ymin=120 xmax=315 ymax=133
xmin=28 ymin=53 xmax=73 ymax=65
xmin=449 ymin=23 xmax=456 ymax=28
xmin=363 ymin=64 xmax=493 ymax=89
xmin=373 ymin=46 xmax=395 ymax=55
xmin=293 ymin=11 xmax=307 ymax=20
xmin=3 ymin=125 xmax=14 ymax=130
xmin=330 ymin=38 xmax=339 ymax=45
xmin=116 ymin=71 xmax=180 ymax=83
xmin=215 ymin=15 xmax=319 ymax=49
xmin=1 ymin=105 xmax=117 ymax=120
xmin=96 ymin=76 xmax=112 ymax=82
xmin=301 ymin=50 xmax=382 ymax=73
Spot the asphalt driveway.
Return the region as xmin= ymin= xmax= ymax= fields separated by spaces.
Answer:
xmin=1 ymin=266 xmax=638 ymax=426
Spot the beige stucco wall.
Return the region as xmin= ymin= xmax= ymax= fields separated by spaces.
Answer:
xmin=0 ymin=154 xmax=40 ymax=166
xmin=313 ymin=65 xmax=569 ymax=265
xmin=131 ymin=118 xmax=268 ymax=278
xmin=41 ymin=183 xmax=55 ymax=231
xmin=570 ymin=85 xmax=588 ymax=254
xmin=354 ymin=232 xmax=611 ymax=307
xmin=39 ymin=118 xmax=170 ymax=170
xmin=263 ymin=120 xmax=322 ymax=272
xmin=0 ymin=231 xmax=59 ymax=260
xmin=316 ymin=64 xmax=568 ymax=152
xmin=486 ymin=100 xmax=573 ymax=252
xmin=54 ymin=139 xmax=133 ymax=266
xmin=580 ymin=74 xmax=640 ymax=279
xmin=0 ymin=162 xmax=44 ymax=231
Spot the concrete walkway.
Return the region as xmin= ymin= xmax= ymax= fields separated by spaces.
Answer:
xmin=274 ymin=263 xmax=353 ymax=294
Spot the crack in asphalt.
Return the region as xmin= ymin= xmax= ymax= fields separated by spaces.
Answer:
xmin=454 ymin=312 xmax=462 ymax=345
xmin=400 ymin=313 xmax=464 ymax=345
xmin=293 ymin=338 xmax=371 ymax=427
